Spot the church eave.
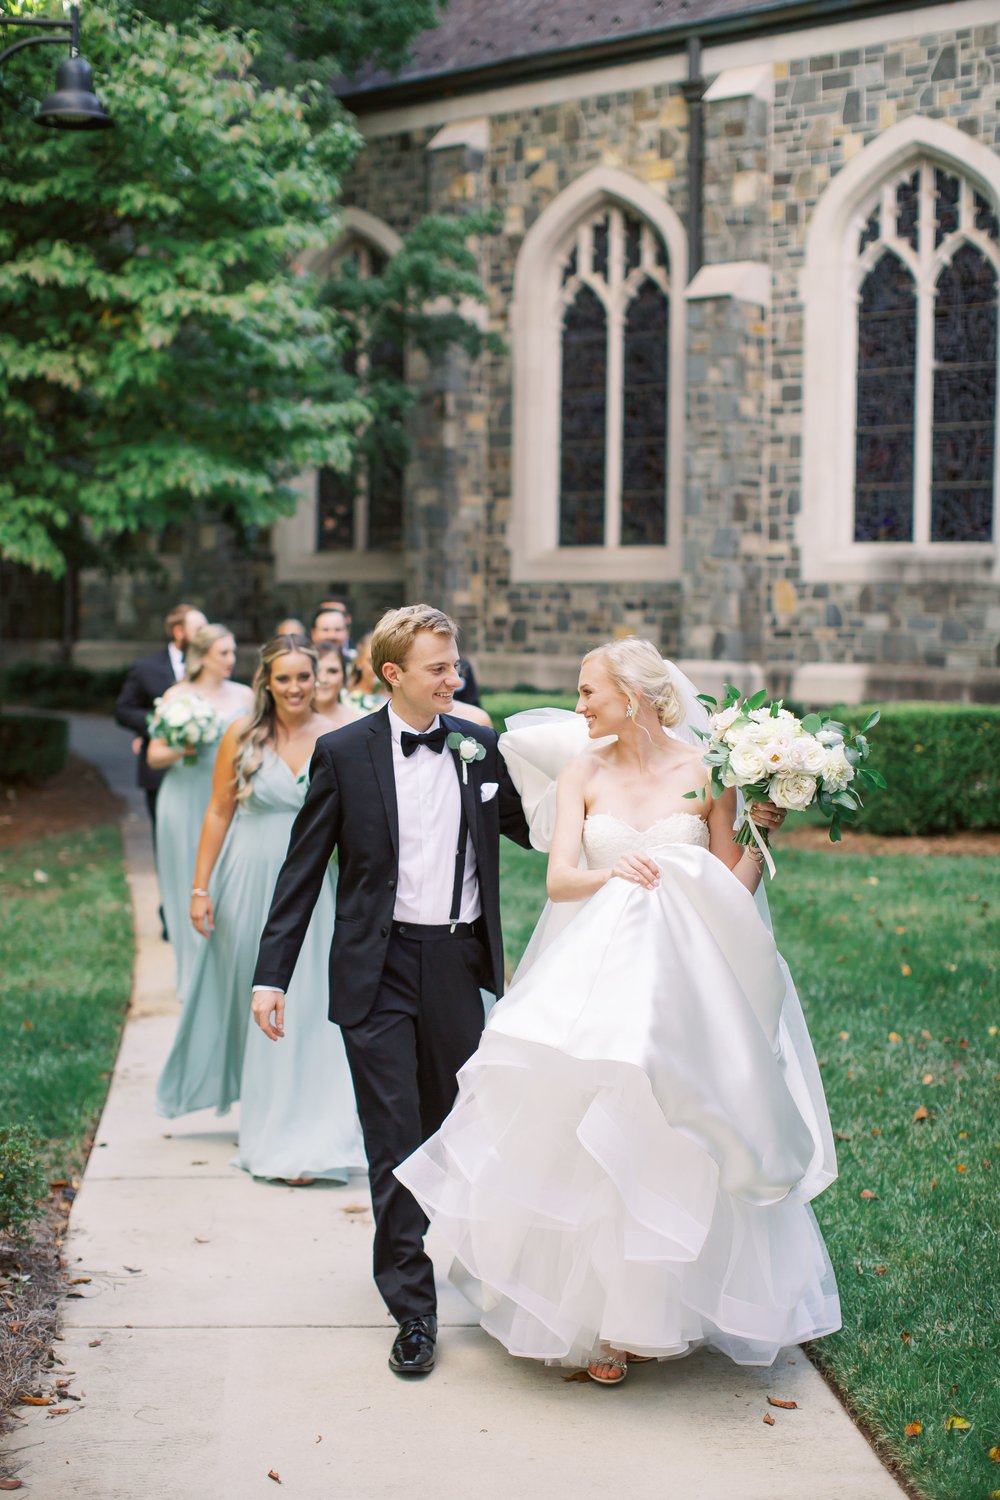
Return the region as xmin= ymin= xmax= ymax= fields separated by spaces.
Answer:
xmin=336 ymin=0 xmax=942 ymax=112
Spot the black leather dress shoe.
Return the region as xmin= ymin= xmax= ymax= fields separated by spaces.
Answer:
xmin=388 ymin=1315 xmax=437 ymax=1375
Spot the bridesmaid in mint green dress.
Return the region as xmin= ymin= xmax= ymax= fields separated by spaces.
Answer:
xmin=156 ymin=636 xmax=365 ymax=1183
xmin=147 ymin=624 xmax=252 ymax=1001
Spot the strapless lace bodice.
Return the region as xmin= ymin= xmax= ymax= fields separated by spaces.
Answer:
xmin=582 ymin=811 xmax=710 ymax=868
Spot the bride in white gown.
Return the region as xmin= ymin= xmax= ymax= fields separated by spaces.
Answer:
xmin=395 ymin=639 xmax=841 ymax=1384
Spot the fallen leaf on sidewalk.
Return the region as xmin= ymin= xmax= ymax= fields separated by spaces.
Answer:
xmin=762 ymin=1412 xmax=775 ymax=1425
xmin=904 ymin=1422 xmax=922 ymax=1437
xmin=561 ymin=1370 xmax=590 ymax=1382
xmin=315 ymin=1436 xmax=323 ymax=1444
xmin=190 ymin=1161 xmax=208 ymax=1167
xmin=18 ymin=1396 xmax=51 ymax=1406
xmin=193 ymin=1237 xmax=210 ymax=1244
xmin=341 ymin=1205 xmax=368 ymax=1215
xmin=767 ymin=1397 xmax=798 ymax=1410
xmin=123 ymin=1266 xmax=142 ymax=1274
xmin=45 ymin=1408 xmax=70 ymax=1418
xmin=267 ymin=1471 xmax=282 ymax=1484
xmin=68 ymin=1277 xmax=91 ymax=1286
xmin=88 ymin=1340 xmax=101 ymax=1348
xmin=0 ymin=1478 xmax=24 ymax=1490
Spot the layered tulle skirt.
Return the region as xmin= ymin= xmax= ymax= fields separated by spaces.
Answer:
xmin=396 ymin=843 xmax=841 ymax=1367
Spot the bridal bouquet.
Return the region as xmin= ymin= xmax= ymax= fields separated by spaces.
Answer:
xmin=688 ymin=686 xmax=885 ymax=873
xmin=147 ymin=694 xmax=222 ymax=763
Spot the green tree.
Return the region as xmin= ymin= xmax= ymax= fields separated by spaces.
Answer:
xmin=0 ymin=1 xmax=493 ymax=587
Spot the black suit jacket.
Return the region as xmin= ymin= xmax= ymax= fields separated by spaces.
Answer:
xmin=114 ymin=648 xmax=176 ymax=792
xmin=252 ymin=707 xmax=532 ymax=1027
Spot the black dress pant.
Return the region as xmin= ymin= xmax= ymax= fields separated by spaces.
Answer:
xmin=340 ymin=925 xmax=489 ymax=1322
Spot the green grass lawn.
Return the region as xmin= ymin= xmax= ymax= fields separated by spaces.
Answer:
xmin=499 ymin=841 xmax=998 ymax=1500
xmin=0 ymin=826 xmax=133 ymax=1179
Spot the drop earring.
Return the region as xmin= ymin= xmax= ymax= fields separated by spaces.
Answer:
xmin=625 ymin=702 xmax=634 ymax=719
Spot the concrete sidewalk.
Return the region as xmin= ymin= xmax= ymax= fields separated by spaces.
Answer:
xmin=14 ymin=716 xmax=906 ymax=1499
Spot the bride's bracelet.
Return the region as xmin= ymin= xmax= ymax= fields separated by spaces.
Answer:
xmin=742 ymin=844 xmax=766 ymax=867
xmin=190 ymin=887 xmax=210 ymax=898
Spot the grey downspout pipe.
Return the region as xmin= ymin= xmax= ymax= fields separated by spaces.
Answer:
xmin=681 ymin=35 xmax=706 ymax=280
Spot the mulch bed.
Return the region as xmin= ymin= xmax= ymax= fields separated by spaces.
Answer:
xmin=780 ymin=824 xmax=1000 ymax=856
xmin=0 ymin=755 xmax=124 ymax=849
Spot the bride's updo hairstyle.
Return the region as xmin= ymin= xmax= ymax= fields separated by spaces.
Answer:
xmin=184 ymin=623 xmax=231 ymax=682
xmin=582 ymin=638 xmax=683 ymax=729
xmin=234 ymin=635 xmax=317 ymax=803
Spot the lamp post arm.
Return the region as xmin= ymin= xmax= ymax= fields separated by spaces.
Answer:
xmin=0 ymin=34 xmax=71 ymax=68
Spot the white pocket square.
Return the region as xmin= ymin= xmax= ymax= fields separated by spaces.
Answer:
xmin=480 ymin=781 xmax=499 ymax=803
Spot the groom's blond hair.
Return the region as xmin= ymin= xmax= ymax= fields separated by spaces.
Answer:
xmin=371 ymin=604 xmax=458 ymax=689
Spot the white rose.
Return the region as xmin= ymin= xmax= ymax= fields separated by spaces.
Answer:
xmin=728 ymin=742 xmax=767 ymax=782
xmin=769 ymin=771 xmax=817 ymax=811
xmin=459 ymin=737 xmax=479 ymax=760
xmin=720 ymin=764 xmax=739 ymax=788
xmin=790 ymin=735 xmax=829 ymax=775
xmin=821 ymin=745 xmax=855 ymax=793
xmin=710 ymin=705 xmax=741 ymax=738
xmin=816 ymin=727 xmax=844 ymax=747
xmin=761 ymin=737 xmax=798 ymax=774
xmin=184 ymin=722 xmax=200 ymax=744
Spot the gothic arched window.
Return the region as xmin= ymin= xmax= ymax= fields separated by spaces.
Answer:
xmin=851 ymin=162 xmax=998 ymax=547
xmin=556 ymin=206 xmax=671 ymax=550
xmin=316 ymin=237 xmax=404 ymax=555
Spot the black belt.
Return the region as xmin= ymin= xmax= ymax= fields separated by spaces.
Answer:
xmin=392 ymin=919 xmax=484 ymax=941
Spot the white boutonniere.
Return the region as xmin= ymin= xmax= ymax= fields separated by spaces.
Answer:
xmin=446 ymin=730 xmax=487 ymax=784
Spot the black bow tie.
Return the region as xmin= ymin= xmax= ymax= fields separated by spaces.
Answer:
xmin=400 ymin=725 xmax=448 ymax=758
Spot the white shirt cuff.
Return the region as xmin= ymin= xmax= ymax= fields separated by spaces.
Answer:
xmin=252 ymin=985 xmax=285 ymax=995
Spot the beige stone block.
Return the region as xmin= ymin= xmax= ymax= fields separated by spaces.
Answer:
xmin=879 ymin=100 xmax=896 ymax=129
xmin=524 ymin=145 xmax=546 ymax=163
xmin=774 ymin=61 xmax=789 ymax=79
xmin=449 ymin=172 xmax=475 ymax=201
xmin=530 ymin=160 xmax=557 ymax=192
xmin=806 ymin=117 xmax=833 ymax=150
xmin=842 ymin=132 xmax=863 ymax=161
xmin=600 ymin=147 xmax=624 ymax=168
xmin=773 ymin=579 xmax=798 ymax=615
xmin=644 ymin=159 xmax=675 ymax=182
xmin=769 ymin=200 xmax=784 ymax=222
xmin=659 ymin=94 xmax=688 ymax=127
xmin=504 ymin=205 xmax=524 ymax=236
xmin=732 ymin=170 xmax=764 ymax=206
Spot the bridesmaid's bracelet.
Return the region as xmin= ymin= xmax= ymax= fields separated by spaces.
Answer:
xmin=190 ymin=887 xmax=210 ymax=898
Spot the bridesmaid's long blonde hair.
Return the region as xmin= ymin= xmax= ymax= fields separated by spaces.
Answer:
xmin=234 ymin=635 xmax=317 ymax=803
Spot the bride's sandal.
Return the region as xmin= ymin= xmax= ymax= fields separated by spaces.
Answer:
xmin=626 ymin=1353 xmax=654 ymax=1363
xmin=587 ymin=1351 xmax=628 ymax=1385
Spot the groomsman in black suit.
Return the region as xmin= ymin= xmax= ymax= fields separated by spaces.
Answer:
xmin=252 ymin=604 xmax=531 ymax=1376
xmin=114 ymin=602 xmax=206 ymax=830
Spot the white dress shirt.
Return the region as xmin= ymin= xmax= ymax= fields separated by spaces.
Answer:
xmin=168 ymin=642 xmax=185 ymax=682
xmin=253 ymin=705 xmax=481 ymax=995
xmin=388 ymin=704 xmax=481 ymax=926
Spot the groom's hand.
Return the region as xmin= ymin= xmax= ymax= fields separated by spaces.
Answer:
xmin=252 ymin=988 xmax=285 ymax=1041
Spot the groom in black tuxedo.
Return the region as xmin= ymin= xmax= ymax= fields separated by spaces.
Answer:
xmin=252 ymin=604 xmax=530 ymax=1375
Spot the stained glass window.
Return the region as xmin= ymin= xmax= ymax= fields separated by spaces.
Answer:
xmin=557 ymin=205 xmax=671 ymax=549
xmin=622 ymin=279 xmax=668 ymax=545
xmin=931 ymin=245 xmax=996 ymax=542
xmin=854 ymin=255 xmax=916 ymax=542
xmin=316 ymin=238 xmax=403 ymax=553
xmin=852 ymin=161 xmax=999 ymax=548
xmin=559 ymin=286 xmax=607 ymax=546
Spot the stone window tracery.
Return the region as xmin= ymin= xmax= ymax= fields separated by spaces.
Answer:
xmin=851 ymin=160 xmax=998 ymax=548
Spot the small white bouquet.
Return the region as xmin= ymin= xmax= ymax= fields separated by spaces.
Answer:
xmin=687 ymin=686 xmax=886 ymax=874
xmin=147 ymin=694 xmax=222 ymax=764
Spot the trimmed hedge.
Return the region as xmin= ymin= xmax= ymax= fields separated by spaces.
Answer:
xmin=483 ymin=692 xmax=999 ymax=837
xmin=0 ymin=1122 xmax=47 ymax=1244
xmin=0 ymin=714 xmax=69 ymax=781
xmin=831 ymin=702 xmax=1000 ymax=836
xmin=482 ymin=691 xmax=577 ymax=734
xmin=2 ymin=660 xmax=125 ymax=713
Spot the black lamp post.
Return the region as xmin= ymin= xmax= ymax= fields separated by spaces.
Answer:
xmin=0 ymin=4 xmax=112 ymax=130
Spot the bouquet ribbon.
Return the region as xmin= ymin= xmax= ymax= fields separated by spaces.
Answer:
xmin=742 ymin=807 xmax=777 ymax=880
